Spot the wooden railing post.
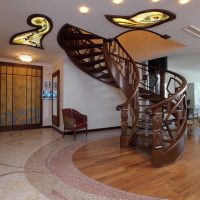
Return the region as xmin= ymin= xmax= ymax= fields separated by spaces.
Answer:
xmin=151 ymin=113 xmax=164 ymax=167
xmin=152 ymin=114 xmax=163 ymax=150
xmin=160 ymin=70 xmax=165 ymax=98
xmin=120 ymin=106 xmax=129 ymax=148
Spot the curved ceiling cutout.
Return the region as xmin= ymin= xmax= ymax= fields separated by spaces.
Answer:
xmin=116 ymin=30 xmax=185 ymax=62
xmin=114 ymin=29 xmax=171 ymax=40
xmin=105 ymin=9 xmax=176 ymax=29
xmin=10 ymin=14 xmax=53 ymax=49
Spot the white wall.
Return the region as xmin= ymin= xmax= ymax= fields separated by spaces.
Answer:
xmin=52 ymin=57 xmax=65 ymax=131
xmin=42 ymin=66 xmax=52 ymax=126
xmin=53 ymin=57 xmax=125 ymax=131
xmin=168 ymin=53 xmax=200 ymax=83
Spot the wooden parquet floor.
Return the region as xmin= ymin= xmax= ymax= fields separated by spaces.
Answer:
xmin=73 ymin=129 xmax=200 ymax=200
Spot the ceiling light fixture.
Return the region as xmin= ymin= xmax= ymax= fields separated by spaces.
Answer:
xmin=19 ymin=54 xmax=33 ymax=62
xmin=152 ymin=0 xmax=160 ymax=2
xmin=112 ymin=0 xmax=124 ymax=4
xmin=79 ymin=6 xmax=89 ymax=14
xmin=179 ymin=0 xmax=190 ymax=4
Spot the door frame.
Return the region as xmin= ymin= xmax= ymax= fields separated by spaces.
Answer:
xmin=0 ymin=62 xmax=43 ymax=132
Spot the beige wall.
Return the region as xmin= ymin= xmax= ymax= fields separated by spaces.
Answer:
xmin=118 ymin=30 xmax=185 ymax=62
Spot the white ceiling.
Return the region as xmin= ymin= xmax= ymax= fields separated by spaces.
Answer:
xmin=0 ymin=0 xmax=200 ymax=65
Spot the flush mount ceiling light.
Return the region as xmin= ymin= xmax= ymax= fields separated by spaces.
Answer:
xmin=105 ymin=9 xmax=176 ymax=29
xmin=152 ymin=0 xmax=160 ymax=2
xmin=19 ymin=54 xmax=33 ymax=62
xmin=10 ymin=14 xmax=53 ymax=49
xmin=112 ymin=0 xmax=124 ymax=4
xmin=179 ymin=0 xmax=190 ymax=4
xmin=79 ymin=6 xmax=89 ymax=14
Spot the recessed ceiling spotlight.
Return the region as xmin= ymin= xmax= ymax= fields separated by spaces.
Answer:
xmin=19 ymin=54 xmax=32 ymax=62
xmin=79 ymin=6 xmax=89 ymax=14
xmin=179 ymin=0 xmax=190 ymax=4
xmin=112 ymin=0 xmax=124 ymax=5
xmin=152 ymin=0 xmax=160 ymax=2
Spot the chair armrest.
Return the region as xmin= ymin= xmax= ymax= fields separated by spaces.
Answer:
xmin=73 ymin=110 xmax=87 ymax=123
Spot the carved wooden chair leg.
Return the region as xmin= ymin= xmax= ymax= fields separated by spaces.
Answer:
xmin=73 ymin=130 xmax=76 ymax=140
xmin=86 ymin=125 xmax=88 ymax=136
xmin=62 ymin=130 xmax=65 ymax=138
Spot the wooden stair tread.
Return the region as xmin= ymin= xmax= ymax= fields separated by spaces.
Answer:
xmin=73 ymin=52 xmax=103 ymax=59
xmin=64 ymin=34 xmax=102 ymax=40
xmin=81 ymin=59 xmax=105 ymax=67
xmin=137 ymin=132 xmax=153 ymax=139
xmin=86 ymin=66 xmax=108 ymax=73
xmin=68 ymin=43 xmax=102 ymax=50
xmin=136 ymin=143 xmax=152 ymax=150
xmin=96 ymin=73 xmax=111 ymax=79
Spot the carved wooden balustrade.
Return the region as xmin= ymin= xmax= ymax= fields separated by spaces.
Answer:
xmin=135 ymin=62 xmax=187 ymax=167
xmin=58 ymin=24 xmax=188 ymax=167
xmin=103 ymin=39 xmax=140 ymax=147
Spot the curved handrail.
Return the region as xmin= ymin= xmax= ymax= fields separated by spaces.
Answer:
xmin=103 ymin=40 xmax=140 ymax=110
xmin=58 ymin=23 xmax=187 ymax=166
xmin=135 ymin=61 xmax=187 ymax=166
xmin=135 ymin=61 xmax=187 ymax=114
xmin=114 ymin=39 xmax=140 ymax=111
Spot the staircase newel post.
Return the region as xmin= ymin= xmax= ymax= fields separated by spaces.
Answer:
xmin=120 ymin=106 xmax=129 ymax=148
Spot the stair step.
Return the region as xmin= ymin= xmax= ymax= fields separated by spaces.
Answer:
xmin=64 ymin=34 xmax=102 ymax=40
xmin=87 ymin=66 xmax=108 ymax=73
xmin=82 ymin=59 xmax=105 ymax=67
xmin=96 ymin=73 xmax=111 ymax=79
xmin=73 ymin=52 xmax=103 ymax=59
xmin=140 ymin=96 xmax=161 ymax=100
xmin=136 ymin=143 xmax=152 ymax=150
xmin=138 ymin=133 xmax=153 ymax=139
xmin=68 ymin=44 xmax=102 ymax=50
xmin=139 ymin=119 xmax=152 ymax=122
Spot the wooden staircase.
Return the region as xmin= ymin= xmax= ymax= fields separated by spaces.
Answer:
xmin=58 ymin=24 xmax=187 ymax=167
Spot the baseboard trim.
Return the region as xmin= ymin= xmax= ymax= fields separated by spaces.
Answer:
xmin=0 ymin=125 xmax=42 ymax=132
xmin=0 ymin=125 xmax=121 ymax=134
xmin=42 ymin=126 xmax=52 ymax=128
xmin=51 ymin=126 xmax=64 ymax=134
xmin=43 ymin=126 xmax=121 ymax=135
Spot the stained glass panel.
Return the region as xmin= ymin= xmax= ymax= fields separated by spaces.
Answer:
xmin=10 ymin=14 xmax=53 ymax=49
xmin=106 ymin=9 xmax=176 ymax=29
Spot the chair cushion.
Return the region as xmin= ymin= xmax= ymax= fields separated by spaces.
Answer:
xmin=63 ymin=116 xmax=75 ymax=129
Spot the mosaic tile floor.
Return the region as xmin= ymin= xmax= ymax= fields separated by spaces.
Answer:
xmin=0 ymin=128 xmax=163 ymax=200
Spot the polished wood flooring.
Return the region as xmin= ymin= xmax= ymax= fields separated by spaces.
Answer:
xmin=73 ymin=129 xmax=200 ymax=200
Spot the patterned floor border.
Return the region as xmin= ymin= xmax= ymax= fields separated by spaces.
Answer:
xmin=24 ymin=134 xmax=165 ymax=200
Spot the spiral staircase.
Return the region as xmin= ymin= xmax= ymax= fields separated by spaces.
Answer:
xmin=58 ymin=24 xmax=187 ymax=167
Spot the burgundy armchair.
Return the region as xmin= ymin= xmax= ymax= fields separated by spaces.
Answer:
xmin=62 ymin=108 xmax=87 ymax=140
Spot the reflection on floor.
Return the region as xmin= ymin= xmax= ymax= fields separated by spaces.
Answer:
xmin=74 ymin=128 xmax=200 ymax=200
xmin=0 ymin=128 xmax=160 ymax=200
